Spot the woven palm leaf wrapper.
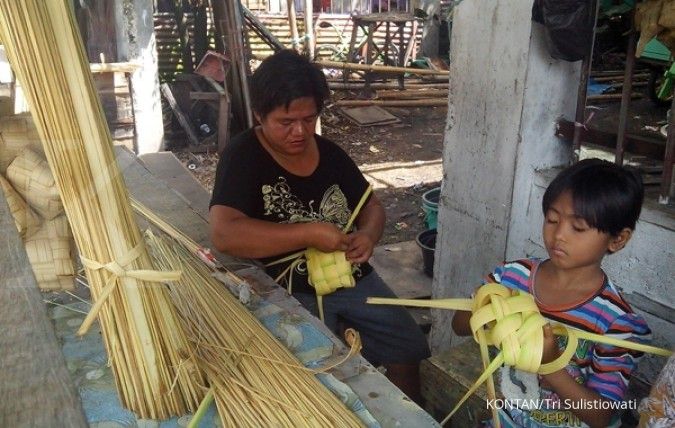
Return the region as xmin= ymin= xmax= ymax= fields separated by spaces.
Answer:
xmin=24 ymin=215 xmax=75 ymax=291
xmin=270 ymin=185 xmax=372 ymax=321
xmin=0 ymin=173 xmax=41 ymax=237
xmin=6 ymin=148 xmax=63 ymax=220
xmin=368 ymin=283 xmax=673 ymax=427
xmin=305 ymin=248 xmax=356 ymax=293
xmin=0 ymin=1 xmax=206 ymax=418
xmin=0 ymin=112 xmax=44 ymax=173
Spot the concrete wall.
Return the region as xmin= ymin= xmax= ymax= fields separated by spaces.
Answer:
xmin=504 ymin=27 xmax=578 ymax=260
xmin=432 ymin=0 xmax=548 ymax=352
xmin=115 ymin=0 xmax=164 ymax=154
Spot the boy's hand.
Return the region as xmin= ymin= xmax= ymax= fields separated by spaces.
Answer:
xmin=541 ymin=324 xmax=561 ymax=365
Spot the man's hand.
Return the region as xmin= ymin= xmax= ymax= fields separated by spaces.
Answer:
xmin=309 ymin=222 xmax=350 ymax=252
xmin=345 ymin=230 xmax=375 ymax=264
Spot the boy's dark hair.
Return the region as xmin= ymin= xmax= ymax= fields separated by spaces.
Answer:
xmin=250 ymin=49 xmax=329 ymax=119
xmin=542 ymin=158 xmax=644 ymax=236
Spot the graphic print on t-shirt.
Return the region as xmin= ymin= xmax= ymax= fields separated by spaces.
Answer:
xmin=262 ymin=177 xmax=351 ymax=229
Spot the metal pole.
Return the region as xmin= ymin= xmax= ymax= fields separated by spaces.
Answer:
xmin=615 ymin=27 xmax=637 ymax=165
xmin=572 ymin=0 xmax=600 ymax=161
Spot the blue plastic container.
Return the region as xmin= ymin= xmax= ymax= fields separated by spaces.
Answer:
xmin=422 ymin=187 xmax=441 ymax=230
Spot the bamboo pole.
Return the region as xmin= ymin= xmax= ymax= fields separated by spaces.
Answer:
xmin=328 ymin=81 xmax=449 ymax=90
xmin=587 ymin=93 xmax=643 ymax=101
xmin=0 ymin=1 xmax=205 ymax=418
xmin=335 ymin=98 xmax=448 ymax=107
xmin=591 ymin=72 xmax=649 ymax=82
xmin=317 ymin=60 xmax=450 ymax=76
xmin=376 ymin=88 xmax=449 ymax=99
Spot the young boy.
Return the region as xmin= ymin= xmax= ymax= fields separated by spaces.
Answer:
xmin=453 ymin=159 xmax=651 ymax=428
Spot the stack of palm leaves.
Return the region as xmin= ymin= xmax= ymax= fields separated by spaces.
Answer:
xmin=0 ymin=0 xmax=205 ymax=418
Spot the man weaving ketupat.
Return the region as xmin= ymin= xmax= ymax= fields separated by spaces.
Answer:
xmin=209 ymin=49 xmax=430 ymax=404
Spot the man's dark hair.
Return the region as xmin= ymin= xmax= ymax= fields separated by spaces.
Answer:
xmin=542 ymin=158 xmax=644 ymax=236
xmin=250 ymin=49 xmax=330 ymax=119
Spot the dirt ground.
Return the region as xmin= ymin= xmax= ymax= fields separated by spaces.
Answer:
xmin=175 ymin=102 xmax=446 ymax=245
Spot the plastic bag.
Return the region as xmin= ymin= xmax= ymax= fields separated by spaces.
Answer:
xmin=532 ymin=0 xmax=594 ymax=62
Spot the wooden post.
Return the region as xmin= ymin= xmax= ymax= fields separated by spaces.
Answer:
xmin=304 ymin=0 xmax=314 ymax=59
xmin=660 ymin=96 xmax=675 ymax=204
xmin=287 ymin=0 xmax=300 ymax=51
xmin=572 ymin=0 xmax=600 ymax=161
xmin=211 ymin=0 xmax=253 ymax=130
xmin=615 ymin=22 xmax=637 ymax=165
xmin=204 ymin=77 xmax=231 ymax=153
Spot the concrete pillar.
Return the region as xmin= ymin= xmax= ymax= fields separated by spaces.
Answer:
xmin=430 ymin=0 xmax=579 ymax=353
xmin=115 ymin=0 xmax=164 ymax=154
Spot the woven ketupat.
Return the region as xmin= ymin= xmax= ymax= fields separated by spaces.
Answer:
xmin=6 ymin=147 xmax=63 ymax=219
xmin=0 ymin=113 xmax=44 ymax=173
xmin=24 ymin=215 xmax=75 ymax=290
xmin=0 ymin=173 xmax=41 ymax=237
xmin=305 ymin=248 xmax=355 ymax=295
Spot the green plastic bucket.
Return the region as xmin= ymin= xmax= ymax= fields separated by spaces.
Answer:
xmin=422 ymin=187 xmax=440 ymax=230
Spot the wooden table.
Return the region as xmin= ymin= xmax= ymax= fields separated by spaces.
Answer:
xmin=345 ymin=12 xmax=419 ymax=90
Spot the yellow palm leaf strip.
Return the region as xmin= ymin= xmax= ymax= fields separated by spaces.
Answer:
xmin=131 ymin=197 xmax=250 ymax=291
xmin=368 ymin=284 xmax=672 ymax=427
xmin=0 ymin=1 xmax=206 ymax=418
xmin=145 ymin=231 xmax=364 ymax=427
xmin=150 ymin=236 xmax=356 ymax=425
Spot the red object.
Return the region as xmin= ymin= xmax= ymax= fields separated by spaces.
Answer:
xmin=194 ymin=50 xmax=231 ymax=82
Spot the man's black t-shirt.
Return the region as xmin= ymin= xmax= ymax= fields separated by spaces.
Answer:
xmin=210 ymin=128 xmax=373 ymax=294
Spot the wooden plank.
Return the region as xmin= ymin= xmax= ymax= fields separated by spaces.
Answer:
xmin=204 ymin=77 xmax=231 ymax=153
xmin=89 ymin=62 xmax=141 ymax=74
xmin=116 ymin=147 xmax=212 ymax=244
xmin=0 ymin=190 xmax=87 ymax=426
xmin=137 ymin=151 xmax=212 ymax=220
xmin=335 ymin=98 xmax=448 ymax=107
xmin=160 ymin=83 xmax=201 ymax=146
xmin=421 ymin=340 xmax=492 ymax=426
xmin=339 ymin=105 xmax=400 ymax=126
